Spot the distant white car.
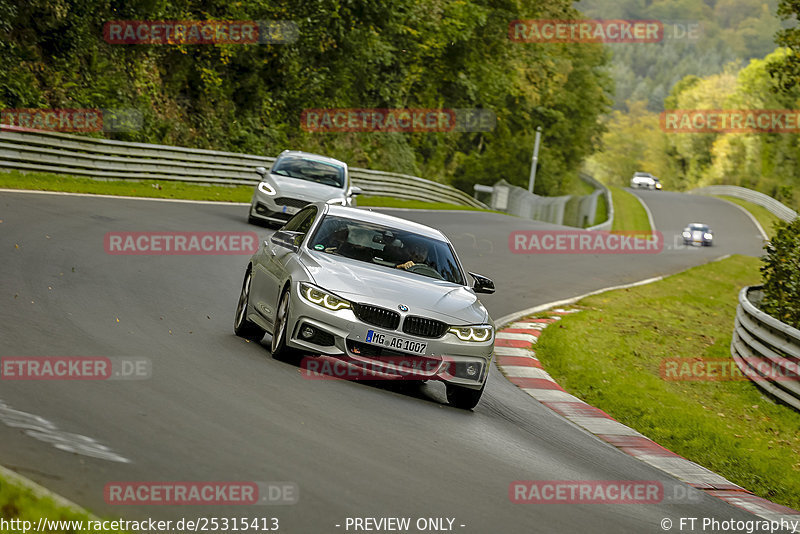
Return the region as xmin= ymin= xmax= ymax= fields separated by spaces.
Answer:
xmin=630 ymin=172 xmax=662 ymax=190
xmin=248 ymin=150 xmax=362 ymax=226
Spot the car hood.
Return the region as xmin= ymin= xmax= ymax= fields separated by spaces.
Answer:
xmin=270 ymin=173 xmax=345 ymax=201
xmin=301 ymin=251 xmax=489 ymax=324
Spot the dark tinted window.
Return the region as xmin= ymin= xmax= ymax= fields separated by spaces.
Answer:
xmin=309 ymin=215 xmax=464 ymax=285
xmin=282 ymin=206 xmax=317 ymax=236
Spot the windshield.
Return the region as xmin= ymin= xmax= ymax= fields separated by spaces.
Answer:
xmin=309 ymin=215 xmax=465 ymax=285
xmin=270 ymin=156 xmax=345 ymax=188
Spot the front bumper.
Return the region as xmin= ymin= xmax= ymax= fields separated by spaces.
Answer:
xmin=285 ymin=283 xmax=493 ymax=389
xmin=249 ymin=196 xmax=305 ymax=224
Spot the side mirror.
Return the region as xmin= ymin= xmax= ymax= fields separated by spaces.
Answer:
xmin=469 ymin=272 xmax=495 ymax=294
xmin=270 ymin=230 xmax=304 ymax=252
xmin=350 ymin=186 xmax=363 ymax=196
xmin=255 ymin=166 xmax=268 ymax=177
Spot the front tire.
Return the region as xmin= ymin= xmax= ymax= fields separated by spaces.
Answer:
xmin=234 ymin=270 xmax=266 ymax=341
xmin=446 ymin=382 xmax=485 ymax=410
xmin=270 ymin=288 xmax=297 ymax=361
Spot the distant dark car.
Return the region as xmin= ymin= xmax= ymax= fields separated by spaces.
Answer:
xmin=682 ymin=223 xmax=713 ymax=246
xmin=630 ymin=172 xmax=662 ymax=190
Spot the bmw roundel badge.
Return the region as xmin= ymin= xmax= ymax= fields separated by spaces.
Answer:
xmin=398 ymin=304 xmax=409 ymax=312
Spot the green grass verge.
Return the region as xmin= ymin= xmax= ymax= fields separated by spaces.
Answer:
xmin=0 ymin=170 xmax=490 ymax=212
xmin=0 ymin=473 xmax=125 ymax=533
xmin=715 ymin=195 xmax=781 ymax=239
xmin=609 ymin=185 xmax=651 ymax=233
xmin=533 ymin=255 xmax=800 ymax=509
xmin=594 ymin=192 xmax=608 ymax=227
xmin=0 ymin=170 xmax=254 ymax=202
xmin=356 ymin=195 xmax=494 ymax=212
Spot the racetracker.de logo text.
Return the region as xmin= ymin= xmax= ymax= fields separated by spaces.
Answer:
xmin=104 ymin=232 xmax=258 ymax=255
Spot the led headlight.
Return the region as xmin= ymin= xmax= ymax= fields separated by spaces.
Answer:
xmin=703 ymin=233 xmax=712 ymax=240
xmin=258 ymin=182 xmax=277 ymax=196
xmin=300 ymin=283 xmax=351 ymax=311
xmin=682 ymin=231 xmax=691 ymax=238
xmin=448 ymin=325 xmax=493 ymax=342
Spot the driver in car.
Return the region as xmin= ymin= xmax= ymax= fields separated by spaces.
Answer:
xmin=396 ymin=240 xmax=429 ymax=271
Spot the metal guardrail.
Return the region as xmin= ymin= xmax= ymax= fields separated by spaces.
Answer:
xmin=484 ymin=174 xmax=611 ymax=229
xmin=0 ymin=126 xmax=488 ymax=209
xmin=580 ymin=173 xmax=613 ymax=231
xmin=690 ymin=185 xmax=798 ymax=222
xmin=732 ymin=286 xmax=800 ymax=411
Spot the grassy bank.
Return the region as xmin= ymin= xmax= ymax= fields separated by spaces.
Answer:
xmin=609 ymin=186 xmax=650 ymax=233
xmin=533 ymin=255 xmax=800 ymax=509
xmin=0 ymin=170 xmax=489 ymax=211
xmin=0 ymin=170 xmax=254 ymax=202
xmin=0 ymin=471 xmax=124 ymax=533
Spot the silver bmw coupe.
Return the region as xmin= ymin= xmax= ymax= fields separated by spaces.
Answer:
xmin=234 ymin=203 xmax=496 ymax=409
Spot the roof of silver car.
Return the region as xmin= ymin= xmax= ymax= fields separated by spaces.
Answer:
xmin=277 ymin=150 xmax=347 ymax=169
xmin=322 ymin=204 xmax=449 ymax=241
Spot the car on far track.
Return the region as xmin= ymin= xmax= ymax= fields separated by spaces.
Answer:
xmin=248 ymin=150 xmax=362 ymax=226
xmin=682 ymin=223 xmax=714 ymax=246
xmin=630 ymin=172 xmax=662 ymax=190
xmin=234 ymin=203 xmax=496 ymax=410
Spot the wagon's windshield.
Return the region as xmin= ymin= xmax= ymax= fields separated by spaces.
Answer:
xmin=271 ymin=156 xmax=345 ymax=188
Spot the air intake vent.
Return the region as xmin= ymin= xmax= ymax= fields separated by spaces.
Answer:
xmin=274 ymin=197 xmax=311 ymax=209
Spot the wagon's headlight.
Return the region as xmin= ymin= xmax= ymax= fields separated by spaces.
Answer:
xmin=704 ymin=233 xmax=712 ymax=240
xmin=300 ymin=283 xmax=351 ymax=311
xmin=326 ymin=198 xmax=346 ymax=205
xmin=682 ymin=231 xmax=691 ymax=238
xmin=258 ymin=182 xmax=277 ymax=196
xmin=448 ymin=325 xmax=493 ymax=342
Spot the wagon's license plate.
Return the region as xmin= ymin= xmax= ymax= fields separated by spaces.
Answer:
xmin=365 ymin=330 xmax=427 ymax=355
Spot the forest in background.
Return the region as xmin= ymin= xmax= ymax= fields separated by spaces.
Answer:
xmin=0 ymin=0 xmax=613 ymax=197
xmin=576 ymin=0 xmax=786 ymax=111
xmin=585 ymin=0 xmax=800 ymax=211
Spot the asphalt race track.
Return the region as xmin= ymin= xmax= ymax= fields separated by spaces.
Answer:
xmin=0 ymin=189 xmax=768 ymax=532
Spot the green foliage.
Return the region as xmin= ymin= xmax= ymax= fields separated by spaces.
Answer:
xmin=577 ymin=0 xmax=785 ymax=111
xmin=760 ymin=216 xmax=800 ymax=329
xmin=0 ymin=0 xmax=613 ymax=197
xmin=589 ymin=47 xmax=800 ymax=209
xmin=769 ymin=0 xmax=800 ymax=92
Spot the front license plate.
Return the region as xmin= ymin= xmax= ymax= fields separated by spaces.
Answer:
xmin=281 ymin=205 xmax=299 ymax=215
xmin=365 ymin=330 xmax=427 ymax=355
